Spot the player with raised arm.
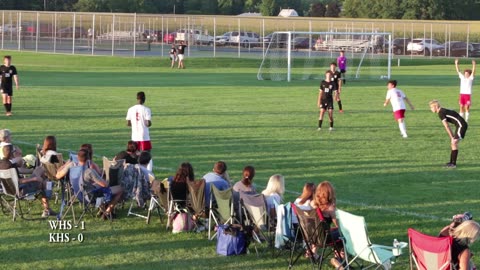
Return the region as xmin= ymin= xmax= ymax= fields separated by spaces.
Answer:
xmin=455 ymin=59 xmax=475 ymax=122
xmin=126 ymin=91 xmax=153 ymax=171
xmin=384 ymin=80 xmax=414 ymax=138
xmin=317 ymin=70 xmax=338 ymax=131
xmin=177 ymin=41 xmax=187 ymax=69
xmin=337 ymin=50 xmax=347 ymax=85
xmin=329 ymin=62 xmax=343 ymax=113
xmin=0 ymin=55 xmax=19 ymax=116
xmin=429 ymin=100 xmax=468 ymax=169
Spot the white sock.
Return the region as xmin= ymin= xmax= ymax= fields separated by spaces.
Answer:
xmin=460 ymin=112 xmax=464 ymax=118
xmin=465 ymin=112 xmax=469 ymax=122
xmin=399 ymin=122 xmax=407 ymax=137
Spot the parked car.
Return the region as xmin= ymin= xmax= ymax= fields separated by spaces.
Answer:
xmin=143 ymin=29 xmax=162 ymax=42
xmin=57 ymin=27 xmax=87 ymax=38
xmin=229 ymin=31 xmax=259 ymax=47
xmin=0 ymin=24 xmax=17 ymax=33
xmin=175 ymin=28 xmax=214 ymax=45
xmin=215 ymin=32 xmax=232 ymax=46
xmin=407 ymin=38 xmax=443 ymax=56
xmin=163 ymin=32 xmax=176 ymax=44
xmin=390 ymin=38 xmax=411 ymax=55
xmin=292 ymin=37 xmax=315 ymax=50
xmin=433 ymin=41 xmax=476 ymax=57
xmin=470 ymin=43 xmax=480 ymax=57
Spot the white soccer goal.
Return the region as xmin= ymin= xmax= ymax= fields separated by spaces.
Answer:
xmin=257 ymin=31 xmax=392 ymax=82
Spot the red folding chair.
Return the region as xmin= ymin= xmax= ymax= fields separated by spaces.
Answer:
xmin=408 ymin=228 xmax=453 ymax=270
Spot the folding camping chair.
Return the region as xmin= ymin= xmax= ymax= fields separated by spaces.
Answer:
xmin=239 ymin=192 xmax=273 ymax=255
xmin=274 ymin=202 xmax=303 ymax=261
xmin=102 ymin=157 xmax=125 ymax=187
xmin=40 ymin=153 xmax=64 ymax=205
xmin=124 ymin=164 xmax=160 ymax=224
xmin=186 ymin=179 xmax=207 ymax=231
xmin=336 ymin=209 xmax=407 ymax=270
xmin=208 ymin=185 xmax=235 ymax=240
xmin=0 ymin=168 xmax=41 ymax=221
xmin=408 ymin=228 xmax=453 ymax=270
xmin=291 ymin=205 xmax=342 ymax=269
xmin=62 ymin=165 xmax=111 ymax=225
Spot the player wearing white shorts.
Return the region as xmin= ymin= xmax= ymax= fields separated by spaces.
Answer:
xmin=177 ymin=41 xmax=187 ymax=69
xmin=455 ymin=59 xmax=475 ymax=122
xmin=384 ymin=80 xmax=414 ymax=138
xmin=126 ymin=91 xmax=153 ymax=171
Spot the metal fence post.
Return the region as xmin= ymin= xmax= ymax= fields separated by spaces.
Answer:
xmin=112 ymin=14 xmax=115 ymax=56
xmin=133 ymin=13 xmax=137 ymax=58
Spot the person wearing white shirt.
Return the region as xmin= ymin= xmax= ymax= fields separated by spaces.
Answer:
xmin=126 ymin=91 xmax=152 ymax=171
xmin=384 ymin=80 xmax=415 ymax=138
xmin=455 ymin=59 xmax=476 ymax=122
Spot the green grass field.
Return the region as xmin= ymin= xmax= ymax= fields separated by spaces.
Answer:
xmin=0 ymin=51 xmax=479 ymax=269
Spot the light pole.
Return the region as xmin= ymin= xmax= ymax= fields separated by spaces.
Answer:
xmin=44 ymin=0 xmax=46 ymax=11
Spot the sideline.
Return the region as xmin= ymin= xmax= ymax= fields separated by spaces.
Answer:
xmin=15 ymin=140 xmax=449 ymax=221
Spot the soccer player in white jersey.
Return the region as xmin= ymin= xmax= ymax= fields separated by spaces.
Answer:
xmin=455 ymin=59 xmax=475 ymax=122
xmin=126 ymin=91 xmax=152 ymax=171
xmin=384 ymin=80 xmax=415 ymax=138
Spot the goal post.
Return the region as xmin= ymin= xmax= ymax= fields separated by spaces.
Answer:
xmin=257 ymin=31 xmax=392 ymax=82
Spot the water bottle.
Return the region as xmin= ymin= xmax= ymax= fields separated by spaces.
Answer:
xmin=393 ymin=239 xmax=400 ymax=256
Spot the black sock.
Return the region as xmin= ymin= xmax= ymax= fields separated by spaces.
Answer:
xmin=318 ymin=120 xmax=323 ymax=128
xmin=451 ymin=150 xmax=458 ymax=165
xmin=3 ymin=103 xmax=7 ymax=112
xmin=7 ymin=103 xmax=11 ymax=112
xmin=343 ymin=79 xmax=346 ymax=85
xmin=338 ymin=100 xmax=343 ymax=110
xmin=330 ymin=121 xmax=334 ymax=128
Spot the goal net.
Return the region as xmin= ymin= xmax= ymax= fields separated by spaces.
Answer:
xmin=257 ymin=31 xmax=392 ymax=82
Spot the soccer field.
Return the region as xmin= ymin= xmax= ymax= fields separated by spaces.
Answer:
xmin=1 ymin=51 xmax=479 ymax=269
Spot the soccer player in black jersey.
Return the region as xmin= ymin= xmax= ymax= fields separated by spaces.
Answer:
xmin=329 ymin=62 xmax=343 ymax=112
xmin=177 ymin=41 xmax=187 ymax=69
xmin=169 ymin=44 xmax=177 ymax=68
xmin=429 ymin=100 xmax=468 ymax=168
xmin=317 ymin=70 xmax=338 ymax=131
xmin=0 ymin=55 xmax=19 ymax=116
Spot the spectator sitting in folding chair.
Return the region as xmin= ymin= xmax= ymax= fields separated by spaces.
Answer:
xmin=79 ymin=144 xmax=102 ymax=175
xmin=0 ymin=144 xmax=54 ymax=217
xmin=439 ymin=215 xmax=480 ymax=270
xmin=310 ymin=181 xmax=344 ymax=269
xmin=0 ymin=129 xmax=29 ymax=173
xmin=261 ymin=174 xmax=285 ymax=218
xmin=114 ymin=140 xmax=139 ymax=164
xmin=203 ymin=161 xmax=230 ymax=207
xmin=56 ymin=149 xmax=123 ymax=219
xmin=38 ymin=135 xmax=59 ymax=164
xmin=170 ymin=162 xmax=195 ymax=207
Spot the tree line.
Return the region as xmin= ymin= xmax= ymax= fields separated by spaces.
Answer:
xmin=1 ymin=0 xmax=479 ymax=20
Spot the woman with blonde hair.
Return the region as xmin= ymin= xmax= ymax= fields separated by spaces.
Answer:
xmin=261 ymin=174 xmax=285 ymax=213
xmin=451 ymin=220 xmax=480 ymax=270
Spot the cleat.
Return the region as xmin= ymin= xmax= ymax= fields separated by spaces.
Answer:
xmin=329 ymin=127 xmax=334 ymax=131
xmin=445 ymin=163 xmax=456 ymax=169
xmin=317 ymin=128 xmax=322 ymax=131
xmin=402 ymin=134 xmax=408 ymax=138
xmin=339 ymin=110 xmax=344 ymax=113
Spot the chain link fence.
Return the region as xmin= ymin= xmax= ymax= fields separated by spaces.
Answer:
xmin=0 ymin=10 xmax=477 ymax=59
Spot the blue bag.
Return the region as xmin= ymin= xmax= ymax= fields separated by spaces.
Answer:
xmin=216 ymin=224 xmax=246 ymax=256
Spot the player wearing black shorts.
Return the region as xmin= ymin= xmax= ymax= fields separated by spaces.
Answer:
xmin=317 ymin=71 xmax=338 ymax=131
xmin=169 ymin=44 xmax=177 ymax=68
xmin=329 ymin=62 xmax=343 ymax=112
xmin=0 ymin=55 xmax=19 ymax=116
xmin=429 ymin=100 xmax=468 ymax=168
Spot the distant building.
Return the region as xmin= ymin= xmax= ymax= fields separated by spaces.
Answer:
xmin=278 ymin=9 xmax=299 ymax=17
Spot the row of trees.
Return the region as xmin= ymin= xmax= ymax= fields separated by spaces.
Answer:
xmin=0 ymin=0 xmax=341 ymax=17
xmin=1 ymin=0 xmax=480 ymax=20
